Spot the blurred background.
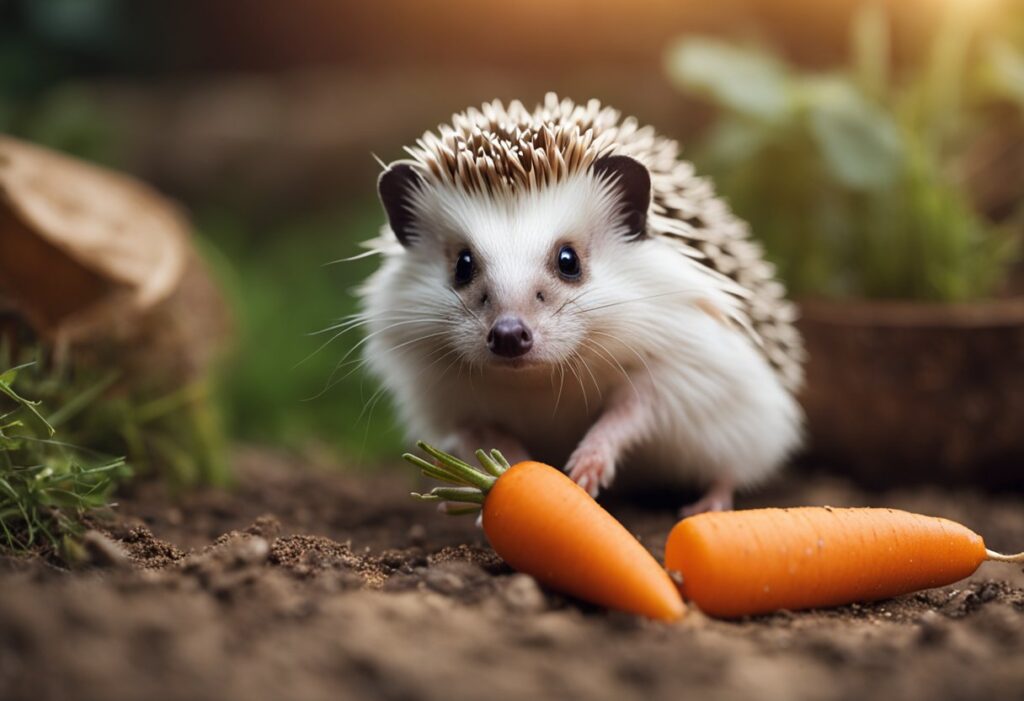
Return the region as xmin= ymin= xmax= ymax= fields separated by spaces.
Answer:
xmin=1 ymin=0 xmax=1022 ymax=508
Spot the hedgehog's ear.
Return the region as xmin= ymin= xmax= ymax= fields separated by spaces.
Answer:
xmin=592 ymin=155 xmax=651 ymax=240
xmin=378 ymin=162 xmax=425 ymax=247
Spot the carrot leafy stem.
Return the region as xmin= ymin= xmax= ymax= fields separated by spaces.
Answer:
xmin=474 ymin=449 xmax=506 ymax=477
xmin=412 ymin=487 xmax=485 ymax=504
xmin=402 ymin=441 xmax=511 ymax=512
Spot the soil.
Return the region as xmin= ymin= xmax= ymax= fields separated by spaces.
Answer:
xmin=2 ymin=447 xmax=1023 ymax=701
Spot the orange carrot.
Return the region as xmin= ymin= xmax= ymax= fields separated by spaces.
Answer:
xmin=404 ymin=442 xmax=685 ymax=621
xmin=664 ymin=507 xmax=1024 ymax=618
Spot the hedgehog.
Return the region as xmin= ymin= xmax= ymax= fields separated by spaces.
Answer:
xmin=358 ymin=93 xmax=805 ymax=514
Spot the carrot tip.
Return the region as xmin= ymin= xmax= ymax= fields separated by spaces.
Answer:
xmin=986 ymin=549 xmax=1024 ymax=563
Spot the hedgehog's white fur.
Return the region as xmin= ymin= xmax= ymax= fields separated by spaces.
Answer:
xmin=358 ymin=94 xmax=804 ymax=501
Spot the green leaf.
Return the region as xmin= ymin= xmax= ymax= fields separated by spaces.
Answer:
xmin=701 ymin=119 xmax=774 ymax=168
xmin=665 ymin=37 xmax=793 ymax=121
xmin=802 ymin=77 xmax=904 ymax=190
xmin=46 ymin=371 xmax=117 ymax=429
xmin=0 ymin=381 xmax=54 ymax=437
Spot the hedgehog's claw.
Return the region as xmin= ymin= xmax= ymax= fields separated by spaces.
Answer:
xmin=565 ymin=445 xmax=614 ymax=499
xmin=679 ymin=480 xmax=734 ymax=517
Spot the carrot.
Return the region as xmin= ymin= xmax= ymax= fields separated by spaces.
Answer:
xmin=403 ymin=442 xmax=685 ymax=621
xmin=664 ymin=506 xmax=1024 ymax=618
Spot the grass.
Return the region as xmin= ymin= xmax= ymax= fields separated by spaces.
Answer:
xmin=3 ymin=346 xmax=229 ymax=489
xmin=0 ymin=337 xmax=232 ymax=554
xmin=0 ymin=360 xmax=129 ymax=551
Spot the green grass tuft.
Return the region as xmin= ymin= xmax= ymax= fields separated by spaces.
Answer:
xmin=4 ymin=349 xmax=230 ymax=490
xmin=0 ymin=361 xmax=130 ymax=551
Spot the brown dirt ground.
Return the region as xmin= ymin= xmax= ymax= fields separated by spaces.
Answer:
xmin=1 ymin=448 xmax=1023 ymax=701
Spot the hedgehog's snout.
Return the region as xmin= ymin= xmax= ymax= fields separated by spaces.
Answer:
xmin=486 ymin=315 xmax=533 ymax=358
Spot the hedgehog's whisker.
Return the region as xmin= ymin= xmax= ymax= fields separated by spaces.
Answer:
xmin=323 ymin=249 xmax=382 ymax=266
xmin=589 ymin=329 xmax=658 ymax=399
xmin=311 ymin=311 xmax=445 ymax=337
xmin=412 ymin=346 xmax=464 ymax=402
xmin=321 ymin=329 xmax=458 ymax=403
xmin=582 ymin=337 xmax=638 ymax=400
xmin=565 ymin=350 xmax=589 ymax=414
xmin=575 ymin=288 xmax=704 ymax=315
xmin=575 ymin=346 xmax=603 ymax=401
xmin=447 ymin=287 xmax=487 ymax=332
xmin=307 ymin=320 xmax=453 ymax=398
xmin=354 ymin=382 xmax=391 ymax=427
xmin=553 ymin=288 xmax=594 ymax=316
xmin=552 ymin=359 xmax=567 ymax=417
xmin=325 ymin=318 xmax=447 ymax=374
xmin=298 ymin=311 xmax=452 ymax=369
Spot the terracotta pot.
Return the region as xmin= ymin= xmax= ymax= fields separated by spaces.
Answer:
xmin=797 ymin=298 xmax=1024 ymax=488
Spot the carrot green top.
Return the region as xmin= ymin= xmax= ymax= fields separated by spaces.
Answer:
xmin=402 ymin=441 xmax=508 ymax=510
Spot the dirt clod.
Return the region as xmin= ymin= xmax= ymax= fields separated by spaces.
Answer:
xmin=269 ymin=534 xmax=386 ymax=586
xmin=119 ymin=525 xmax=184 ymax=569
xmin=244 ymin=514 xmax=282 ymax=540
xmin=941 ymin=580 xmax=1008 ymax=618
xmin=429 ymin=543 xmax=507 ymax=573
xmin=501 ymin=574 xmax=547 ymax=614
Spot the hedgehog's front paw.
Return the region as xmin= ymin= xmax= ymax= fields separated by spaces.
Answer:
xmin=565 ymin=444 xmax=615 ymax=498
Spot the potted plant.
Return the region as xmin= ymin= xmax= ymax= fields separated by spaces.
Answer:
xmin=665 ymin=1 xmax=1024 ymax=486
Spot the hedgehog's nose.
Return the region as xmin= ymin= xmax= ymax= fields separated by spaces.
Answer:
xmin=487 ymin=316 xmax=533 ymax=358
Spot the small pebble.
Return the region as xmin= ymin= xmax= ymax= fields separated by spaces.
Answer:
xmin=407 ymin=524 xmax=426 ymax=546
xmin=231 ymin=536 xmax=270 ymax=566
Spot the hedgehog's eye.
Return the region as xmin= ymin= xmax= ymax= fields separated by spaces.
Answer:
xmin=556 ymin=245 xmax=582 ymax=281
xmin=454 ymin=249 xmax=474 ymax=286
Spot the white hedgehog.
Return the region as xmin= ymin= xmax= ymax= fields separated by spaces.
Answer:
xmin=359 ymin=93 xmax=805 ymax=514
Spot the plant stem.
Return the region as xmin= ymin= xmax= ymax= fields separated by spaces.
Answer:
xmin=474 ymin=449 xmax=506 ymax=477
xmin=403 ymin=442 xmax=513 ymax=508
xmin=415 ymin=441 xmax=496 ymax=491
